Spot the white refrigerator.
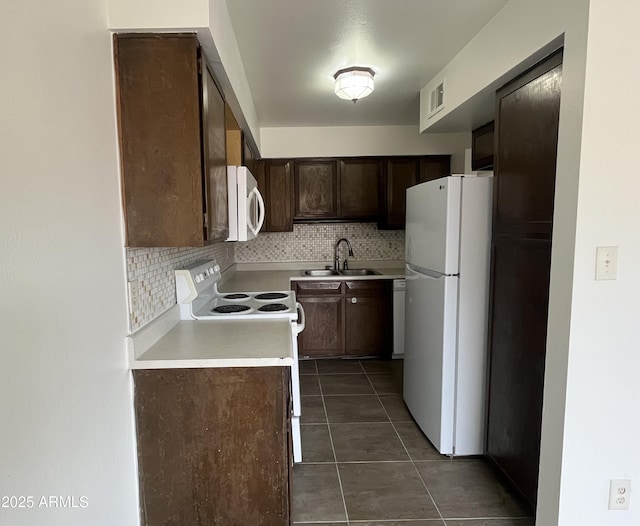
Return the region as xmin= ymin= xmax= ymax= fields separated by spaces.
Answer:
xmin=403 ymin=175 xmax=492 ymax=456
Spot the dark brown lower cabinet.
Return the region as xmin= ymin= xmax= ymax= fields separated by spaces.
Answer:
xmin=133 ymin=367 xmax=291 ymax=526
xmin=345 ymin=280 xmax=392 ymax=356
xmin=294 ymin=279 xmax=392 ymax=358
xmin=295 ymin=280 xmax=343 ymax=357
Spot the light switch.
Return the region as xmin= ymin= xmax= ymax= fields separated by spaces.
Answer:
xmin=595 ymin=246 xmax=618 ymax=280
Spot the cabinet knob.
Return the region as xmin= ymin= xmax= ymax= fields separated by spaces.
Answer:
xmin=351 ymin=297 xmax=357 ymax=304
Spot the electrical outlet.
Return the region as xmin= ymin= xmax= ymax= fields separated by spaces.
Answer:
xmin=609 ymin=479 xmax=631 ymax=510
xmin=127 ymin=280 xmax=140 ymax=313
xmin=595 ymin=246 xmax=618 ymax=280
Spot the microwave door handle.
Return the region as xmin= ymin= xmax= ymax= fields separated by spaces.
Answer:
xmin=248 ymin=187 xmax=265 ymax=236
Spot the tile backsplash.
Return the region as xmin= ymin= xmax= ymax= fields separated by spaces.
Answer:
xmin=234 ymin=223 xmax=405 ymax=263
xmin=126 ymin=243 xmax=234 ymax=332
xmin=126 ymin=223 xmax=404 ymax=332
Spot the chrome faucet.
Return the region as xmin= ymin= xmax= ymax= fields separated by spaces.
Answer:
xmin=334 ymin=238 xmax=354 ymax=270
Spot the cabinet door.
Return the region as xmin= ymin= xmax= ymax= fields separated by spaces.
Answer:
xmin=242 ymin=134 xmax=256 ymax=174
xmin=486 ymin=49 xmax=562 ymax=511
xmin=472 ymin=121 xmax=494 ymax=171
xmin=202 ymin=62 xmax=229 ymax=242
xmin=263 ymin=160 xmax=294 ymax=232
xmin=344 ymin=280 xmax=392 ymax=357
xmin=295 ymin=281 xmax=343 ymax=357
xmin=380 ymin=158 xmax=419 ymax=230
xmin=493 ymin=55 xmax=562 ymax=236
xmin=419 ymin=155 xmax=451 ymax=183
xmin=134 ymin=367 xmax=290 ymax=525
xmin=486 ymin=237 xmax=551 ymax=508
xmin=294 ymin=160 xmax=338 ymax=219
xmin=339 ymin=158 xmax=381 ymax=219
xmin=114 ymin=34 xmax=204 ymax=247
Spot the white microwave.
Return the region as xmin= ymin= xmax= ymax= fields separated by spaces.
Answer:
xmin=226 ymin=166 xmax=265 ymax=241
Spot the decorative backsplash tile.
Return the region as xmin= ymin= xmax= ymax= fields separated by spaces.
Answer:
xmin=234 ymin=223 xmax=405 ymax=263
xmin=126 ymin=223 xmax=403 ymax=332
xmin=126 ymin=243 xmax=234 ymax=332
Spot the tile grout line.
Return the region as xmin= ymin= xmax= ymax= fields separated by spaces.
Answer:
xmin=361 ymin=360 xmax=447 ymax=526
xmin=317 ymin=366 xmax=350 ymax=524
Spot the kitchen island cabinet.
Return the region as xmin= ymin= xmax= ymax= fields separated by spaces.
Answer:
xmin=133 ymin=366 xmax=292 ymax=526
xmin=114 ymin=33 xmax=228 ymax=247
xmin=294 ymin=279 xmax=392 ymax=358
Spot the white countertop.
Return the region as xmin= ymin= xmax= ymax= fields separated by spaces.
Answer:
xmin=132 ymin=318 xmax=294 ymax=369
xmin=129 ymin=261 xmax=404 ymax=370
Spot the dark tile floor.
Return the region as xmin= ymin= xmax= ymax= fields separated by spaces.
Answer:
xmin=294 ymin=358 xmax=534 ymax=526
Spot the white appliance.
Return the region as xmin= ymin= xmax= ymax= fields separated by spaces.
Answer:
xmin=392 ymin=279 xmax=405 ymax=358
xmin=227 ymin=166 xmax=265 ymax=241
xmin=403 ymin=175 xmax=492 ymax=456
xmin=175 ymin=260 xmax=305 ymax=462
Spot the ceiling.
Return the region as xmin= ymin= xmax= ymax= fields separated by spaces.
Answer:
xmin=225 ymin=0 xmax=509 ymax=128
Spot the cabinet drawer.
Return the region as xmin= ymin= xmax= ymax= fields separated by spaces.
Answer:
xmin=344 ymin=280 xmax=391 ymax=296
xmin=294 ymin=280 xmax=342 ymax=296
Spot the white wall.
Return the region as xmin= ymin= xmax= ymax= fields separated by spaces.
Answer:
xmin=0 ymin=0 xmax=139 ymax=525
xmin=555 ymin=1 xmax=640 ymax=524
xmin=422 ymin=0 xmax=640 ymax=524
xmin=260 ymin=126 xmax=470 ymax=172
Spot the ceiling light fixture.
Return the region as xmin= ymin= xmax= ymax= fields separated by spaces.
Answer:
xmin=333 ymin=66 xmax=375 ymax=103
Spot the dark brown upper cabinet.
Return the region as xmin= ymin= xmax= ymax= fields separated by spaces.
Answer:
xmin=339 ymin=158 xmax=381 ymax=220
xmin=419 ymin=155 xmax=451 ymax=183
xmin=379 ymin=157 xmax=419 ymax=230
xmin=255 ymin=159 xmax=294 ymax=232
xmin=294 ymin=160 xmax=338 ymax=219
xmin=472 ymin=121 xmax=495 ymax=171
xmin=114 ymin=33 xmax=228 ymax=247
xmin=379 ymin=155 xmax=451 ymax=229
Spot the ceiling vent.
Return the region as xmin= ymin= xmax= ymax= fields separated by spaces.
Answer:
xmin=428 ymin=80 xmax=445 ymax=118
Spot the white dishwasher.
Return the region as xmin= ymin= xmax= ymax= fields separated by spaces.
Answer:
xmin=392 ymin=278 xmax=405 ymax=358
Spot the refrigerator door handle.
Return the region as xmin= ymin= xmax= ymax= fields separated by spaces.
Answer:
xmin=406 ymin=263 xmax=454 ymax=279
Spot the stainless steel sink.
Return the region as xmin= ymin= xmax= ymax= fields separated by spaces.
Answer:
xmin=301 ymin=269 xmax=380 ymax=277
xmin=302 ymin=269 xmax=340 ymax=276
xmin=339 ymin=269 xmax=380 ymax=276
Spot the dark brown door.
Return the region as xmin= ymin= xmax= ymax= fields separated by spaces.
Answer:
xmin=472 ymin=121 xmax=495 ymax=171
xmin=258 ymin=159 xmax=294 ymax=232
xmin=380 ymin=157 xmax=420 ymax=229
xmin=418 ymin=155 xmax=451 ymax=183
xmin=294 ymin=160 xmax=338 ymax=219
xmin=134 ymin=367 xmax=290 ymax=525
xmin=201 ymin=62 xmax=229 ymax=242
xmin=339 ymin=158 xmax=381 ymax=219
xmin=114 ymin=34 xmax=204 ymax=247
xmin=486 ymin=49 xmax=562 ymax=510
xmin=295 ymin=281 xmax=343 ymax=357
xmin=344 ymin=280 xmax=392 ymax=357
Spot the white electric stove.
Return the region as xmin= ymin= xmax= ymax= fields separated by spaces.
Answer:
xmin=175 ymin=259 xmax=305 ymax=462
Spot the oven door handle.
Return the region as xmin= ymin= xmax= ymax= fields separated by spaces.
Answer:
xmin=295 ymin=302 xmax=305 ymax=334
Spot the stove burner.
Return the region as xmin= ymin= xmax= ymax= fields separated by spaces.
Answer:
xmin=258 ymin=303 xmax=289 ymax=313
xmin=223 ymin=293 xmax=250 ymax=300
xmin=212 ymin=305 xmax=251 ymax=314
xmin=255 ymin=292 xmax=288 ymax=301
